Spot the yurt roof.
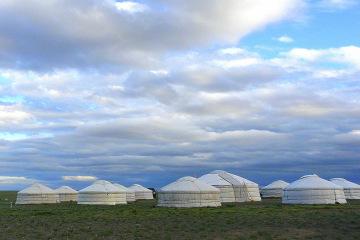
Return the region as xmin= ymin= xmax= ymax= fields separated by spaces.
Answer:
xmin=113 ymin=183 xmax=132 ymax=192
xmin=18 ymin=183 xmax=55 ymax=194
xmin=197 ymin=173 xmax=232 ymax=186
xmin=330 ymin=178 xmax=360 ymax=188
xmin=161 ymin=176 xmax=220 ymax=192
xmin=262 ymin=180 xmax=289 ymax=189
xmin=55 ymin=186 xmax=78 ymax=193
xmin=286 ymin=175 xmax=343 ymax=190
xmin=128 ymin=184 xmax=152 ymax=192
xmin=79 ymin=180 xmax=119 ymax=193
xmin=212 ymin=170 xmax=258 ymax=186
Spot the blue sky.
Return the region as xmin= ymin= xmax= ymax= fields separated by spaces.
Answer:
xmin=0 ymin=0 xmax=359 ymax=190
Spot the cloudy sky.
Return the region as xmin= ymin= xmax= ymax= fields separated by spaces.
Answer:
xmin=0 ymin=0 xmax=359 ymax=190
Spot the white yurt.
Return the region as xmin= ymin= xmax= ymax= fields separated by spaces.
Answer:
xmin=55 ymin=186 xmax=78 ymax=202
xmin=283 ymin=174 xmax=347 ymax=204
xmin=198 ymin=170 xmax=261 ymax=202
xmin=261 ymin=180 xmax=289 ymax=198
xmin=78 ymin=180 xmax=127 ymax=205
xmin=157 ymin=176 xmax=221 ymax=208
xmin=16 ymin=183 xmax=59 ymax=204
xmin=128 ymin=184 xmax=153 ymax=200
xmin=113 ymin=183 xmax=136 ymax=202
xmin=330 ymin=178 xmax=360 ymax=199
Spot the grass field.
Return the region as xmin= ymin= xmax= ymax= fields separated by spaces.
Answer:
xmin=0 ymin=191 xmax=359 ymax=240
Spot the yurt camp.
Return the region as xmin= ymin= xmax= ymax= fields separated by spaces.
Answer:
xmin=198 ymin=170 xmax=261 ymax=202
xmin=283 ymin=174 xmax=347 ymax=204
xmin=157 ymin=176 xmax=221 ymax=208
xmin=113 ymin=183 xmax=136 ymax=202
xmin=330 ymin=178 xmax=360 ymax=199
xmin=128 ymin=184 xmax=153 ymax=200
xmin=55 ymin=186 xmax=78 ymax=202
xmin=78 ymin=180 xmax=126 ymax=205
xmin=16 ymin=183 xmax=59 ymax=204
xmin=261 ymin=180 xmax=289 ymax=198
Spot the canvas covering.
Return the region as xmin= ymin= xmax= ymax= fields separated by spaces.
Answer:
xmin=330 ymin=178 xmax=360 ymax=199
xmin=55 ymin=186 xmax=78 ymax=202
xmin=283 ymin=175 xmax=347 ymax=204
xmin=198 ymin=170 xmax=261 ymax=202
xmin=128 ymin=184 xmax=153 ymax=200
xmin=261 ymin=180 xmax=289 ymax=198
xmin=78 ymin=180 xmax=126 ymax=205
xmin=157 ymin=176 xmax=221 ymax=208
xmin=16 ymin=183 xmax=59 ymax=204
xmin=113 ymin=183 xmax=136 ymax=202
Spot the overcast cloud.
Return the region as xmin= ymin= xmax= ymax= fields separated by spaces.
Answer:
xmin=0 ymin=0 xmax=359 ymax=189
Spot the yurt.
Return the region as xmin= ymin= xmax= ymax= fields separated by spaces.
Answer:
xmin=157 ymin=176 xmax=221 ymax=208
xmin=16 ymin=183 xmax=59 ymax=204
xmin=283 ymin=174 xmax=347 ymax=204
xmin=78 ymin=180 xmax=126 ymax=205
xmin=330 ymin=178 xmax=360 ymax=199
xmin=198 ymin=170 xmax=261 ymax=202
xmin=113 ymin=183 xmax=136 ymax=202
xmin=128 ymin=184 xmax=153 ymax=200
xmin=261 ymin=180 xmax=289 ymax=198
xmin=55 ymin=186 xmax=78 ymax=202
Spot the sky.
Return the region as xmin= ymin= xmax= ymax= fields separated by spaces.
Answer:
xmin=0 ymin=0 xmax=359 ymax=190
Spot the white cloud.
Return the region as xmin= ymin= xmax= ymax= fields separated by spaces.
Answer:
xmin=331 ymin=46 xmax=360 ymax=68
xmin=0 ymin=0 xmax=305 ymax=69
xmin=277 ymin=35 xmax=294 ymax=43
xmin=285 ymin=48 xmax=324 ymax=61
xmin=285 ymin=104 xmax=334 ymax=117
xmin=62 ymin=176 xmax=98 ymax=181
xmin=211 ymin=58 xmax=261 ymax=68
xmin=218 ymin=48 xmax=245 ymax=55
xmin=115 ymin=1 xmax=149 ymax=13
xmin=0 ymin=176 xmax=35 ymax=185
xmin=150 ymin=69 xmax=169 ymax=76
xmin=275 ymin=46 xmax=360 ymax=72
xmin=0 ymin=105 xmax=33 ymax=125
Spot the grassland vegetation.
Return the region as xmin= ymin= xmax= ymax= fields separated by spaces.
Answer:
xmin=0 ymin=191 xmax=359 ymax=239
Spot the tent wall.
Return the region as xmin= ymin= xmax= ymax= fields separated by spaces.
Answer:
xmin=157 ymin=191 xmax=221 ymax=208
xmin=78 ymin=193 xmax=126 ymax=205
xmin=211 ymin=185 xmax=250 ymax=203
xmin=283 ymin=189 xmax=347 ymax=204
xmin=58 ymin=193 xmax=77 ymax=202
xmin=126 ymin=192 xmax=136 ymax=202
xmin=261 ymin=188 xmax=284 ymax=198
xmin=134 ymin=191 xmax=153 ymax=200
xmin=213 ymin=185 xmax=235 ymax=202
xmin=343 ymin=188 xmax=360 ymax=199
xmin=246 ymin=186 xmax=261 ymax=201
xmin=115 ymin=193 xmax=127 ymax=205
xmin=16 ymin=193 xmax=59 ymax=204
xmin=232 ymin=185 xmax=248 ymax=202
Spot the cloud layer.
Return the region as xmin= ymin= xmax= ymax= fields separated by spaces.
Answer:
xmin=0 ymin=0 xmax=303 ymax=69
xmin=0 ymin=0 xmax=359 ymax=189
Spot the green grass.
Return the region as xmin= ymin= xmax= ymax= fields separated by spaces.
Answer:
xmin=0 ymin=191 xmax=359 ymax=239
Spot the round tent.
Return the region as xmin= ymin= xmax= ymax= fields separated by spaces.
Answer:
xmin=157 ymin=176 xmax=221 ymax=208
xmin=330 ymin=178 xmax=360 ymax=199
xmin=198 ymin=170 xmax=261 ymax=202
xmin=78 ymin=180 xmax=126 ymax=205
xmin=128 ymin=184 xmax=153 ymax=200
xmin=283 ymin=174 xmax=347 ymax=204
xmin=261 ymin=180 xmax=289 ymax=198
xmin=16 ymin=183 xmax=59 ymax=204
xmin=113 ymin=183 xmax=135 ymax=202
xmin=55 ymin=186 xmax=78 ymax=202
